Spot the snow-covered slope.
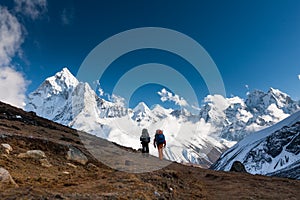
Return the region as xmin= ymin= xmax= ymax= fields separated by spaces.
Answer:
xmin=25 ymin=68 xmax=300 ymax=167
xmin=200 ymin=91 xmax=299 ymax=141
xmin=25 ymin=68 xmax=79 ymax=124
xmin=211 ymin=111 xmax=300 ymax=179
xmin=132 ymin=102 xmax=157 ymax=126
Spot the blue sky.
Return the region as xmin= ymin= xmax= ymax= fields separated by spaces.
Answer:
xmin=0 ymin=0 xmax=299 ymax=109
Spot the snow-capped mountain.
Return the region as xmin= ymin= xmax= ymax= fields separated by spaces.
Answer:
xmin=26 ymin=68 xmax=79 ymax=124
xmin=26 ymin=68 xmax=127 ymax=123
xmin=132 ymin=102 xmax=157 ymax=126
xmin=25 ymin=68 xmax=300 ymax=167
xmin=151 ymin=104 xmax=173 ymax=119
xmin=200 ymin=90 xmax=299 ymax=141
xmin=211 ymin=111 xmax=300 ymax=179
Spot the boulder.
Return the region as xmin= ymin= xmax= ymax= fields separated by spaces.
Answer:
xmin=0 ymin=143 xmax=12 ymax=154
xmin=18 ymin=150 xmax=46 ymax=159
xmin=230 ymin=161 xmax=247 ymax=173
xmin=0 ymin=167 xmax=18 ymax=188
xmin=66 ymin=147 xmax=88 ymax=165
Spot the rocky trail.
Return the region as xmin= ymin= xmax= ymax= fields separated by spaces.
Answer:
xmin=0 ymin=101 xmax=299 ymax=199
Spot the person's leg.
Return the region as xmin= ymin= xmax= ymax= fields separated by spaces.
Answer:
xmin=142 ymin=143 xmax=146 ymax=153
xmin=158 ymin=144 xmax=163 ymax=160
xmin=159 ymin=148 xmax=163 ymax=160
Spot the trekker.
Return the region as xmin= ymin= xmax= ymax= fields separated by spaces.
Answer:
xmin=140 ymin=128 xmax=150 ymax=154
xmin=153 ymin=129 xmax=166 ymax=160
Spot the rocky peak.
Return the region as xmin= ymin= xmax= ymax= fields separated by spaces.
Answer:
xmin=45 ymin=68 xmax=79 ymax=93
xmin=246 ymin=88 xmax=296 ymax=113
xmin=170 ymin=108 xmax=191 ymax=118
xmin=133 ymin=102 xmax=150 ymax=113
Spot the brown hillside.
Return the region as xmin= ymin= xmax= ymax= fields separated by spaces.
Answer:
xmin=0 ymin=101 xmax=299 ymax=199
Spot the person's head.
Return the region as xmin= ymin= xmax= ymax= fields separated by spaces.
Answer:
xmin=156 ymin=129 xmax=163 ymax=134
xmin=142 ymin=128 xmax=148 ymax=133
xmin=142 ymin=128 xmax=148 ymax=136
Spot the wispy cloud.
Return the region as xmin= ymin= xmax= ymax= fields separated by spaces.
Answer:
xmin=94 ymin=80 xmax=104 ymax=96
xmin=14 ymin=0 xmax=47 ymax=20
xmin=61 ymin=8 xmax=74 ymax=25
xmin=158 ymin=88 xmax=188 ymax=107
xmin=191 ymin=105 xmax=201 ymax=111
xmin=0 ymin=6 xmax=27 ymax=108
xmin=0 ymin=7 xmax=23 ymax=67
xmin=111 ymin=94 xmax=125 ymax=107
xmin=0 ymin=1 xmax=47 ymax=108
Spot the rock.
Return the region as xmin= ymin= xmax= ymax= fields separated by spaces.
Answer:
xmin=66 ymin=162 xmax=77 ymax=168
xmin=125 ymin=160 xmax=133 ymax=166
xmin=230 ymin=161 xmax=247 ymax=173
xmin=0 ymin=167 xmax=18 ymax=188
xmin=62 ymin=171 xmax=70 ymax=175
xmin=154 ymin=191 xmax=160 ymax=197
xmin=40 ymin=158 xmax=52 ymax=168
xmin=1 ymin=154 xmax=9 ymax=159
xmin=1 ymin=143 xmax=12 ymax=154
xmin=54 ymin=194 xmax=64 ymax=199
xmin=66 ymin=146 xmax=88 ymax=165
xmin=18 ymin=150 xmax=46 ymax=159
xmin=87 ymin=163 xmax=98 ymax=171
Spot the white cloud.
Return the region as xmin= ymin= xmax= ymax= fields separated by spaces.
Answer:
xmin=0 ymin=1 xmax=48 ymax=108
xmin=14 ymin=0 xmax=47 ymax=20
xmin=298 ymin=74 xmax=300 ymax=80
xmin=158 ymin=88 xmax=188 ymax=107
xmin=92 ymin=80 xmax=106 ymax=97
xmin=111 ymin=94 xmax=126 ymax=107
xmin=0 ymin=67 xmax=27 ymax=108
xmin=191 ymin=105 xmax=201 ymax=111
xmin=204 ymin=94 xmax=229 ymax=111
xmin=0 ymin=6 xmax=28 ymax=108
xmin=0 ymin=6 xmax=23 ymax=67
xmin=98 ymin=87 xmax=104 ymax=96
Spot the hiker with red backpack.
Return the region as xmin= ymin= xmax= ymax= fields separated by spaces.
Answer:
xmin=153 ymin=129 xmax=166 ymax=160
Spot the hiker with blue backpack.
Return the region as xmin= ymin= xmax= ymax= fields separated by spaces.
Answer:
xmin=153 ymin=129 xmax=166 ymax=160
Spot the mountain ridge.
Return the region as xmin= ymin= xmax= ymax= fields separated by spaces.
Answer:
xmin=25 ymin=68 xmax=300 ymax=166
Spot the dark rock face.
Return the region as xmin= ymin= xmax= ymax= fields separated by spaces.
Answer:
xmin=212 ymin=113 xmax=300 ymax=180
xmin=285 ymin=122 xmax=300 ymax=155
xmin=230 ymin=161 xmax=247 ymax=173
xmin=265 ymin=127 xmax=296 ymax=158
xmin=242 ymin=122 xmax=300 ymax=174
xmin=268 ymin=160 xmax=300 ymax=180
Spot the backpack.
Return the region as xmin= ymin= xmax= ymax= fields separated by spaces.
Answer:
xmin=140 ymin=136 xmax=150 ymax=143
xmin=140 ymin=129 xmax=150 ymax=143
xmin=155 ymin=133 xmax=165 ymax=145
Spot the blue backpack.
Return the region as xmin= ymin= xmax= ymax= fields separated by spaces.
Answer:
xmin=155 ymin=133 xmax=165 ymax=144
